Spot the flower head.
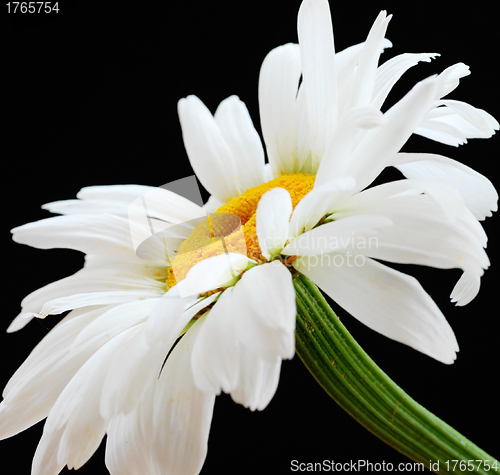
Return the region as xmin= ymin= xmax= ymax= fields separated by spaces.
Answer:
xmin=2 ymin=0 xmax=497 ymax=474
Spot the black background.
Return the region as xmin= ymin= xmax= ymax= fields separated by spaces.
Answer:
xmin=1 ymin=1 xmax=499 ymax=473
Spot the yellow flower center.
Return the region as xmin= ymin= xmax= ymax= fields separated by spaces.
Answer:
xmin=166 ymin=173 xmax=315 ymax=289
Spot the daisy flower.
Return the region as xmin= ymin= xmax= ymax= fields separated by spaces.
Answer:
xmin=1 ymin=0 xmax=497 ymax=474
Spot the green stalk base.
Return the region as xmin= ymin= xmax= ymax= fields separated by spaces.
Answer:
xmin=293 ymin=274 xmax=499 ymax=475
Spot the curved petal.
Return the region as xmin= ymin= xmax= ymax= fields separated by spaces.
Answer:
xmin=298 ymin=0 xmax=337 ymax=169
xmin=1 ymin=300 xmax=155 ymax=442
xmin=372 ymin=52 xmax=439 ymax=110
xmin=450 ymin=271 xmax=481 ymax=306
xmin=46 ymin=184 xmax=205 ymax=226
xmin=414 ymin=112 xmax=468 ymax=146
xmin=415 ymin=101 xmax=499 ymax=146
xmin=143 ymin=286 xmax=197 ymax=347
xmin=214 ymin=95 xmax=265 ymax=191
xmin=342 ymin=11 xmax=392 ymax=110
xmin=2 ymin=308 xmax=97 ymax=397
xmin=336 ymin=38 xmax=392 ymax=115
xmin=38 ymin=289 xmax=162 ymax=319
xmin=259 ymin=43 xmax=302 ymax=176
xmin=294 ymin=256 xmax=459 ymax=364
xmin=7 ymin=261 xmax=166 ymax=332
xmin=43 ymin=184 xmax=160 ymax=216
xmin=100 ymin=288 xmax=197 ymax=419
xmin=178 ymin=95 xmax=239 ymax=202
xmin=345 ymin=75 xmax=441 ymax=192
xmin=256 ymin=188 xmax=293 ymax=260
xmin=204 ymin=194 xmax=224 ymax=214
xmin=441 ymin=100 xmax=499 ymax=137
xmin=283 ymin=215 xmax=392 ymax=256
xmin=177 ymin=252 xmax=255 ymax=298
xmin=32 ymin=327 xmax=140 ymax=474
xmin=230 ymin=351 xmax=281 ymax=412
xmin=289 ymin=177 xmax=356 ymax=238
xmin=232 ymin=263 xmax=296 ymax=359
xmin=390 ymin=152 xmax=498 ymax=220
xmin=0 ymin=311 xmax=98 ymax=440
xmin=191 ymin=291 xmax=239 ymax=395
xmin=336 ymin=186 xmax=488 ymax=275
xmin=150 ymin=317 xmax=216 ymax=475
xmin=105 ymin=382 xmax=155 ymax=475
xmin=315 ymin=106 xmax=384 ymax=185
xmin=11 ymin=214 xmax=145 ymax=262
xmin=436 ymin=62 xmax=470 ymax=98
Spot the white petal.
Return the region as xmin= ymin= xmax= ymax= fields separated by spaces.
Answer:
xmin=72 ymin=299 xmax=158 ymax=350
xmin=176 ymin=253 xmax=254 ymax=298
xmin=105 ymin=383 xmax=155 ymax=475
xmin=31 ymin=424 xmax=66 ymax=475
xmin=99 ymin=331 xmax=164 ymax=420
xmin=289 ymin=177 xmax=356 ymax=238
xmin=0 ymin=311 xmax=101 ymax=440
xmin=391 ymin=152 xmax=498 ymax=220
xmin=455 ymin=206 xmax=488 ymax=248
xmin=256 ymin=188 xmax=293 ymax=260
xmin=294 ymin=256 xmax=458 ymax=363
xmin=32 ymin=327 xmax=139 ymax=474
xmin=259 ymin=43 xmax=302 ymax=176
xmin=372 ymin=53 xmax=439 ymax=110
xmin=204 ymin=194 xmax=224 ymax=214
xmin=38 ymin=289 xmax=162 ymax=319
xmin=1 ymin=301 xmax=151 ymax=442
xmin=294 ymin=84 xmax=314 ymax=173
xmin=415 ymin=100 xmax=499 ymax=146
xmin=150 ymin=317 xmax=215 ymax=475
xmin=2 ymin=308 xmax=97 ymax=398
xmin=298 ymin=0 xmax=337 ymax=170
xmin=101 ymin=289 xmax=198 ymax=418
xmin=12 ymin=214 xmax=142 ymax=260
xmin=345 ymin=75 xmax=441 ymax=192
xmin=127 ymin=181 xmax=206 ymax=256
xmin=43 ymin=184 xmax=160 ymax=216
xmin=450 ymin=271 xmax=481 ymax=306
xmin=436 ymin=62 xmax=470 ymax=97
xmin=191 ymin=292 xmax=239 ymax=394
xmin=214 ymin=95 xmax=265 ymax=190
xmin=337 ymin=39 xmax=393 ymax=116
xmin=60 ymin=330 xmax=140 ymax=471
xmin=45 ymin=184 xmax=206 ymax=225
xmin=441 ymin=100 xmax=499 ymax=137
xmin=315 ymin=106 xmax=384 ymax=185
xmin=178 ymin=95 xmax=239 ymax=202
xmin=283 ymin=215 xmax=392 ymax=256
xmin=78 ymin=184 xmax=176 ymax=204
xmin=414 ymin=113 xmax=468 ymax=146
xmin=343 ymin=11 xmax=392 ymax=109
xmin=8 ymin=262 xmax=166 ymax=332
xmin=336 ymin=185 xmax=488 ymax=275
xmin=335 ymin=43 xmax=364 ymax=80
xmin=337 ymin=176 xmax=466 ymax=221
xmin=43 ymin=199 xmax=132 ymax=217
xmin=232 ymin=263 xmax=296 ymax=360
xmin=143 ymin=286 xmax=196 ymax=347
xmin=231 ymin=351 xmax=281 ymax=411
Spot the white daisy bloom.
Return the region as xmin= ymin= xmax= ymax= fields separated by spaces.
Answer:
xmin=1 ymin=0 xmax=497 ymax=474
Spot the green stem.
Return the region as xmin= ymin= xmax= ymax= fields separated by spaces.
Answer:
xmin=293 ymin=273 xmax=499 ymax=475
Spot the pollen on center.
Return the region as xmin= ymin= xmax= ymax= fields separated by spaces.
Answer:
xmin=166 ymin=173 xmax=315 ymax=289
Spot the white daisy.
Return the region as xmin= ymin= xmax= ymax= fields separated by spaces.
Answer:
xmin=1 ymin=0 xmax=497 ymax=474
